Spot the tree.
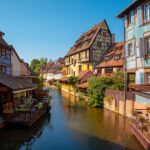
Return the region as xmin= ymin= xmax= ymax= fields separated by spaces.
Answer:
xmin=110 ymin=71 xmax=125 ymax=91
xmin=87 ymin=76 xmax=113 ymax=107
xmin=40 ymin=57 xmax=48 ymax=67
xmin=30 ymin=57 xmax=48 ymax=75
xmin=30 ymin=59 xmax=40 ymax=70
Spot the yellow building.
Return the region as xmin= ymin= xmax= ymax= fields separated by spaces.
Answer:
xmin=64 ymin=20 xmax=113 ymax=77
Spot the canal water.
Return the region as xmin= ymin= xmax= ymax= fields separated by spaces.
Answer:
xmin=0 ymin=88 xmax=144 ymax=150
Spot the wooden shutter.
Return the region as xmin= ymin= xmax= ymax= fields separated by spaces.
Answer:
xmin=137 ymin=6 xmax=142 ymax=26
xmin=132 ymin=40 xmax=135 ymax=55
xmin=139 ymin=38 xmax=144 ymax=56
xmin=125 ymin=44 xmax=128 ymax=57
xmin=131 ymin=11 xmax=134 ymax=24
xmin=125 ymin=15 xmax=128 ymax=28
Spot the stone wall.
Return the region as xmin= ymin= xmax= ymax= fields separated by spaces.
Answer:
xmin=104 ymin=89 xmax=134 ymax=118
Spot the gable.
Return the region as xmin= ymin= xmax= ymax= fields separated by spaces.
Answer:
xmin=65 ymin=20 xmax=111 ymax=57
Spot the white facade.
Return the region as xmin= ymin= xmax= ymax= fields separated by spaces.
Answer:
xmin=11 ymin=50 xmax=21 ymax=76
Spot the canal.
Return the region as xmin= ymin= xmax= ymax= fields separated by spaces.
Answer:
xmin=0 ymin=88 xmax=144 ymax=150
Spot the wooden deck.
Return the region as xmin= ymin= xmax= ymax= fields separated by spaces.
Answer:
xmin=131 ymin=123 xmax=150 ymax=150
xmin=6 ymin=104 xmax=51 ymax=127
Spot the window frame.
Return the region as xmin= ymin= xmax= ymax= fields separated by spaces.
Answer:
xmin=144 ymin=35 xmax=150 ymax=56
xmin=145 ymin=72 xmax=150 ymax=84
xmin=143 ymin=2 xmax=150 ymax=23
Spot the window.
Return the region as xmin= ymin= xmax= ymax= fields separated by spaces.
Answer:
xmin=6 ymin=50 xmax=11 ymax=59
xmin=0 ymin=66 xmax=6 ymax=73
xmin=104 ymin=56 xmax=109 ymax=61
xmin=87 ymin=64 xmax=89 ymax=70
xmin=144 ymin=3 xmax=150 ymax=23
xmin=114 ymin=55 xmax=120 ymax=60
xmin=128 ymin=73 xmax=135 ymax=84
xmin=146 ymin=73 xmax=150 ymax=84
xmin=127 ymin=12 xmax=133 ymax=25
xmin=79 ymin=65 xmax=82 ymax=73
xmin=1 ymin=49 xmax=5 ymax=57
xmin=6 ymin=67 xmax=11 ymax=75
xmin=79 ymin=53 xmax=81 ymax=61
xmin=145 ymin=36 xmax=150 ymax=55
xmin=105 ymin=68 xmax=113 ymax=74
xmin=128 ymin=43 xmax=134 ymax=56
xmin=97 ymin=69 xmax=102 ymax=75
xmin=73 ymin=60 xmax=76 ymax=66
xmin=97 ymin=41 xmax=101 ymax=47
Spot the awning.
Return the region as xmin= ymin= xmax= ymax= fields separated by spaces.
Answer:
xmin=0 ymin=73 xmax=37 ymax=92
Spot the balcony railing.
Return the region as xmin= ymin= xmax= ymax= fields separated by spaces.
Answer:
xmin=131 ymin=109 xmax=150 ymax=148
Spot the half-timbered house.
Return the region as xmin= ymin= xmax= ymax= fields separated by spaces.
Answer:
xmin=64 ymin=20 xmax=113 ymax=77
xmin=95 ymin=42 xmax=124 ymax=76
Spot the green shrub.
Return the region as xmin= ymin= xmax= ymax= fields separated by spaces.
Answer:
xmin=78 ymin=92 xmax=84 ymax=101
xmin=109 ymin=71 xmax=125 ymax=90
xmin=87 ymin=76 xmax=113 ymax=107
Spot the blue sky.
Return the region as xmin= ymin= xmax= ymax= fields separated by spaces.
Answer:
xmin=0 ymin=0 xmax=131 ymax=63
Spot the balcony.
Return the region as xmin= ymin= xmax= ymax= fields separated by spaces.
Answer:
xmin=129 ymin=84 xmax=150 ymax=92
xmin=131 ymin=109 xmax=150 ymax=149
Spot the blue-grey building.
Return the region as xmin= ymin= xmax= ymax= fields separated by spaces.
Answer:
xmin=118 ymin=0 xmax=150 ymax=106
xmin=0 ymin=32 xmax=12 ymax=75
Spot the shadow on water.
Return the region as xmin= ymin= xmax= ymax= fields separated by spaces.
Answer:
xmin=0 ymin=113 xmax=51 ymax=150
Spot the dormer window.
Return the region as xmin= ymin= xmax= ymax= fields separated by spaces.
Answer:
xmin=144 ymin=2 xmax=150 ymax=23
xmin=104 ymin=56 xmax=109 ymax=61
xmin=114 ymin=55 xmax=120 ymax=60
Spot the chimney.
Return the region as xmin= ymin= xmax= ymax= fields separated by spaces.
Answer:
xmin=112 ymin=34 xmax=115 ymax=44
xmin=0 ymin=31 xmax=4 ymax=38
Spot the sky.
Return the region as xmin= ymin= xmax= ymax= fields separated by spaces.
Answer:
xmin=0 ymin=0 xmax=131 ymax=64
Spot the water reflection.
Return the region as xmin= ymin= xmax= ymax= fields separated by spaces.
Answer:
xmin=0 ymin=113 xmax=51 ymax=150
xmin=61 ymin=92 xmax=144 ymax=150
xmin=0 ymin=89 xmax=144 ymax=150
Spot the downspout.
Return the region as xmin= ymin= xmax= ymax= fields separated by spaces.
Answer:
xmin=123 ymin=19 xmax=127 ymax=116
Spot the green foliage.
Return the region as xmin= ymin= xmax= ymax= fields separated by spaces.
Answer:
xmin=67 ymin=76 xmax=79 ymax=86
xmin=30 ymin=59 xmax=40 ymax=74
xmin=109 ymin=71 xmax=125 ymax=90
xmin=40 ymin=57 xmax=48 ymax=67
xmin=34 ymin=76 xmax=44 ymax=89
xmin=78 ymin=92 xmax=84 ymax=101
xmin=30 ymin=57 xmax=48 ymax=75
xmin=87 ymin=76 xmax=113 ymax=107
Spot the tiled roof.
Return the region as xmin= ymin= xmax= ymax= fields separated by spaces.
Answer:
xmin=42 ymin=58 xmax=65 ymax=74
xmin=65 ymin=20 xmax=107 ymax=57
xmin=117 ymin=0 xmax=143 ymax=18
xmin=96 ymin=42 xmax=124 ymax=68
xmin=78 ymin=70 xmax=94 ymax=83
xmin=0 ymin=32 xmax=12 ymax=49
xmin=0 ymin=73 xmax=37 ymax=91
xmin=59 ymin=77 xmax=68 ymax=82
xmin=78 ymin=70 xmax=91 ymax=80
